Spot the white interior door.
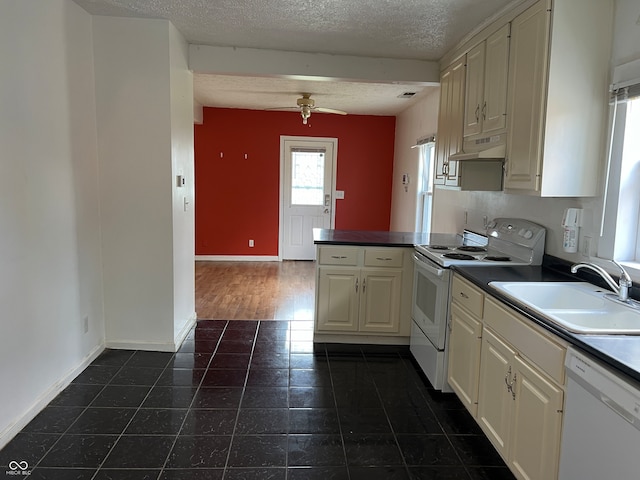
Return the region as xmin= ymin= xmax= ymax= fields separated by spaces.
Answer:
xmin=281 ymin=137 xmax=336 ymax=260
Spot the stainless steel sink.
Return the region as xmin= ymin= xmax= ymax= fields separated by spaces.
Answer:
xmin=489 ymin=281 xmax=640 ymax=335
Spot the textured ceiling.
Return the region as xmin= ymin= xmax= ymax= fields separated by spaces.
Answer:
xmin=194 ymin=75 xmax=440 ymax=116
xmin=74 ymin=0 xmax=519 ymax=115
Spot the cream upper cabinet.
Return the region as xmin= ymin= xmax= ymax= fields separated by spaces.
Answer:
xmin=464 ymin=24 xmax=510 ymax=138
xmin=505 ymin=0 xmax=613 ymax=196
xmin=464 ymin=43 xmax=485 ymax=137
xmin=434 ymin=57 xmax=465 ymax=187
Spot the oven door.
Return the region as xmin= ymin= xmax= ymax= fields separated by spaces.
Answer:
xmin=411 ymin=252 xmax=451 ymax=350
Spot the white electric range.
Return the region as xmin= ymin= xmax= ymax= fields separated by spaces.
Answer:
xmin=410 ymin=218 xmax=546 ymax=391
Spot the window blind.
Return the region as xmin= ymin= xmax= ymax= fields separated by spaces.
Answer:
xmin=611 ymin=83 xmax=640 ymax=103
xmin=291 ymin=147 xmax=326 ymax=153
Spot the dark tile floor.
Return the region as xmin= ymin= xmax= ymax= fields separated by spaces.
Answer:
xmin=0 ymin=320 xmax=515 ymax=480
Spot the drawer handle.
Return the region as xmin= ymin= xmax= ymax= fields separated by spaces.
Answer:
xmin=505 ymin=367 xmax=517 ymax=400
xmin=355 ymin=278 xmax=359 ymax=293
xmin=376 ymin=257 xmax=393 ymax=261
xmin=331 ymin=255 xmax=348 ymax=259
xmin=459 ymin=292 xmax=469 ymax=299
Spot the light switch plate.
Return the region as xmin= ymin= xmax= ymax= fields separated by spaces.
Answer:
xmin=335 ymin=190 xmax=345 ymax=199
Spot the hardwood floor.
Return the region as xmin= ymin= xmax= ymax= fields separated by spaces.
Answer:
xmin=195 ymin=260 xmax=316 ymax=321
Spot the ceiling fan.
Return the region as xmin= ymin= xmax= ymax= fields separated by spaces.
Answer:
xmin=269 ymin=93 xmax=347 ymax=124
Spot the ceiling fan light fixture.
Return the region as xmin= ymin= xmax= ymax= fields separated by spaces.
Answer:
xmin=301 ymin=105 xmax=311 ymax=124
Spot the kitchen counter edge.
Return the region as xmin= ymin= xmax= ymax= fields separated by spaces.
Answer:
xmin=453 ymin=265 xmax=640 ymax=388
xmin=312 ymin=228 xmax=427 ymax=247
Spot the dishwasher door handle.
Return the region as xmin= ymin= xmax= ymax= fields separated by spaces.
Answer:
xmin=601 ymin=394 xmax=636 ymax=425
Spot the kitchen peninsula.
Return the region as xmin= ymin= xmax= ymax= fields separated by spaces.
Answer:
xmin=312 ymin=228 xmax=425 ymax=344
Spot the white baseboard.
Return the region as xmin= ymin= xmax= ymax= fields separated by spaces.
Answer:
xmin=174 ymin=312 xmax=196 ymax=349
xmin=313 ymin=334 xmax=410 ymax=345
xmin=105 ymin=340 xmax=177 ymax=352
xmin=195 ymin=255 xmax=280 ymax=262
xmin=0 ymin=343 xmax=105 ymax=450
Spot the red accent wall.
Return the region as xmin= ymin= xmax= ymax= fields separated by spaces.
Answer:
xmin=195 ymin=107 xmax=396 ymax=256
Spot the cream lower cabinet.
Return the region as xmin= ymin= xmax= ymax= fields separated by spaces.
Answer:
xmin=477 ymin=328 xmax=515 ymax=457
xmin=316 ymin=267 xmax=402 ymax=333
xmin=315 ymin=246 xmax=412 ymax=338
xmin=477 ymin=297 xmax=565 ymax=480
xmin=447 ymin=274 xmax=485 ymax=417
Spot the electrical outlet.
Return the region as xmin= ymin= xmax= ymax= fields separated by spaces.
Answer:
xmin=249 ymin=239 xmax=254 ymax=247
xmin=581 ymin=236 xmax=592 ymax=258
xmin=83 ymin=315 xmax=89 ymax=334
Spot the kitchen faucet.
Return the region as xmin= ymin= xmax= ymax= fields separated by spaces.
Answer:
xmin=570 ymin=261 xmax=633 ymax=302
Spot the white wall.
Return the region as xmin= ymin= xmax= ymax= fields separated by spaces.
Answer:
xmin=612 ymin=0 xmax=640 ymax=66
xmin=169 ymin=23 xmax=197 ymax=340
xmin=0 ymin=0 xmax=105 ymax=445
xmin=390 ymin=89 xmax=440 ymax=232
xmin=93 ymin=16 xmax=195 ymax=350
xmin=431 ymin=0 xmax=639 ymax=271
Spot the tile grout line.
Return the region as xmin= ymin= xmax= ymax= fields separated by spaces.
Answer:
xmin=28 ymin=350 xmax=137 ymax=476
xmin=363 ymin=350 xmax=415 ymax=477
xmin=86 ymin=348 xmax=184 ymax=480
xmin=155 ymin=320 xmax=229 ymax=478
xmin=325 ymin=343 xmax=353 ymax=480
xmin=219 ymin=320 xmax=262 ymax=479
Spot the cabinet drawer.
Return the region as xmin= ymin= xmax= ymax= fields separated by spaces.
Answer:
xmin=451 ymin=275 xmax=484 ymax=318
xmin=364 ymin=248 xmax=404 ymax=268
xmin=318 ymin=246 xmax=359 ymax=266
xmin=484 ymin=297 xmax=566 ymax=384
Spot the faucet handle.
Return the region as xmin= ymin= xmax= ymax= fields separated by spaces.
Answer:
xmin=611 ymin=260 xmax=632 ymax=286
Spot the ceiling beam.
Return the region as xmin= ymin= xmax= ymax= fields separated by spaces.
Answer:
xmin=189 ymin=45 xmax=439 ymax=85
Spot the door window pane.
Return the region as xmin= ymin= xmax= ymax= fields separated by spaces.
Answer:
xmin=291 ymin=150 xmax=325 ymax=205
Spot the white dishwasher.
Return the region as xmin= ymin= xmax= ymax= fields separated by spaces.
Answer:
xmin=559 ymin=347 xmax=640 ymax=480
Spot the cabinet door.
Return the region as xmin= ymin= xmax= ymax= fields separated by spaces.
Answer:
xmin=447 ymin=303 xmax=483 ymax=417
xmin=477 ymin=328 xmax=515 ymax=460
xmin=505 ymin=0 xmax=550 ymax=192
xmin=510 ymin=355 xmax=563 ymax=480
xmin=464 ymin=42 xmax=485 ymax=137
xmin=434 ymin=67 xmax=452 ymax=185
xmin=316 ymin=267 xmax=359 ymax=332
xmin=483 ymin=24 xmax=510 ymax=134
xmin=446 ymin=57 xmax=466 ymax=186
xmin=358 ymin=269 xmax=402 ymax=333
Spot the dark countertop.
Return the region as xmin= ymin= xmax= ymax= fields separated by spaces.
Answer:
xmin=312 ymin=228 xmax=461 ymax=248
xmin=453 ymin=264 xmax=640 ymax=388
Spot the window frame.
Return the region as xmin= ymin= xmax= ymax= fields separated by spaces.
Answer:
xmin=597 ymin=83 xmax=640 ymax=279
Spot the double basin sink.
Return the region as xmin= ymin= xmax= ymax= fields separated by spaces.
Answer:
xmin=489 ymin=281 xmax=640 ymax=335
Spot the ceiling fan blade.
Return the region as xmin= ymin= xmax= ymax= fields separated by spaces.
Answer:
xmin=264 ymin=107 xmax=301 ymax=111
xmin=314 ymin=107 xmax=347 ymax=115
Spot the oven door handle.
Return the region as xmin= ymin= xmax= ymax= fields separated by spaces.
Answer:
xmin=413 ymin=253 xmax=445 ymax=277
